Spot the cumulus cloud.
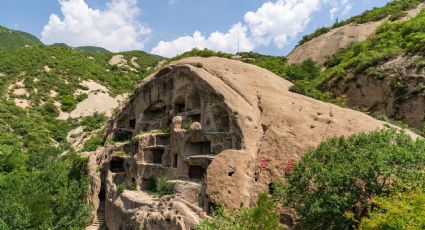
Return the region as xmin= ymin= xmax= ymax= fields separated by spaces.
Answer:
xmin=329 ymin=0 xmax=353 ymax=19
xmin=151 ymin=0 xmax=323 ymax=57
xmin=151 ymin=23 xmax=255 ymax=58
xmin=244 ymin=0 xmax=321 ymax=48
xmin=151 ymin=0 xmax=357 ymax=57
xmin=41 ymin=0 xmax=151 ymax=52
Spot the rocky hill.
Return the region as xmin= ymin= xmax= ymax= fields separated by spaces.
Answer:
xmin=0 ymin=26 xmax=43 ymax=49
xmin=287 ymin=1 xmax=424 ymax=65
xmin=0 ymin=25 xmax=163 ymax=229
xmin=1 ymin=1 xmax=425 ymax=229
xmin=90 ymin=57 xmax=416 ymax=229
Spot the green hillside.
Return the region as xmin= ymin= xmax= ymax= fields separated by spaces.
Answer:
xmin=75 ymin=46 xmax=111 ymax=54
xmin=0 ymin=39 xmax=163 ymax=228
xmin=298 ymin=0 xmax=423 ymax=46
xmin=0 ymin=26 xmax=43 ymax=49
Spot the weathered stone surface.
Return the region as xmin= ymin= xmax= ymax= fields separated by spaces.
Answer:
xmin=91 ymin=57 xmax=417 ymax=229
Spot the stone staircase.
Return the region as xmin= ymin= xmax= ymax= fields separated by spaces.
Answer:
xmin=86 ymin=201 xmax=105 ymax=230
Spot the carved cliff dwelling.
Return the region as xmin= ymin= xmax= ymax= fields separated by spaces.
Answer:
xmin=91 ymin=57 xmax=394 ymax=229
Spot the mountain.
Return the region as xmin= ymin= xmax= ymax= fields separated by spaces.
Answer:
xmin=0 ymin=26 xmax=164 ymax=229
xmin=287 ymin=0 xmax=424 ymax=65
xmin=74 ymin=46 xmax=111 ymax=54
xmin=0 ymin=25 xmax=43 ymax=49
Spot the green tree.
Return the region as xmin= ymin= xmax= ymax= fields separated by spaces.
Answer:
xmin=359 ymin=190 xmax=425 ymax=230
xmin=196 ymin=193 xmax=284 ymax=230
xmin=281 ymin=130 xmax=425 ymax=230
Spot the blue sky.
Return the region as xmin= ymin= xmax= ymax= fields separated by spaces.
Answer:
xmin=0 ymin=0 xmax=391 ymax=57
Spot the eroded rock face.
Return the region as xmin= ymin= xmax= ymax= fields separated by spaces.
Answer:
xmin=326 ymin=55 xmax=425 ymax=128
xmin=287 ymin=4 xmax=423 ymax=66
xmin=92 ymin=57 xmax=412 ymax=230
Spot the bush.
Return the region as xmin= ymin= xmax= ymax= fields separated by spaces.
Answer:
xmin=117 ymin=184 xmax=126 ymax=194
xmin=61 ymin=95 xmax=76 ymax=112
xmin=359 ymin=190 xmax=425 ymax=230
xmin=82 ymin=134 xmax=104 ymax=152
xmin=196 ymin=193 xmax=284 ymax=230
xmin=155 ymin=177 xmax=175 ymax=197
xmin=281 ymin=130 xmax=425 ymax=230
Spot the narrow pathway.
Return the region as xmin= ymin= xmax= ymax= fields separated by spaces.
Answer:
xmin=86 ymin=201 xmax=105 ymax=230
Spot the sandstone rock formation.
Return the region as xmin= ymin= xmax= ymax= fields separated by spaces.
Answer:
xmin=287 ymin=4 xmax=423 ymax=65
xmin=91 ymin=57 xmax=413 ymax=229
xmin=326 ymin=55 xmax=425 ymax=128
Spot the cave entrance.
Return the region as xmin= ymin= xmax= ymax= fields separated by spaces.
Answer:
xmin=143 ymin=101 xmax=166 ymax=121
xmin=129 ymin=119 xmax=136 ymax=129
xmin=110 ymin=158 xmax=125 ymax=173
xmin=141 ymin=178 xmax=156 ymax=191
xmin=212 ymin=106 xmax=230 ymax=132
xmin=187 ymin=92 xmax=201 ymax=111
xmin=186 ymin=141 xmax=211 ymax=155
xmin=189 ymin=165 xmax=206 ymax=179
xmin=173 ymin=154 xmax=178 ymax=168
xmin=152 ymin=148 xmax=165 ymax=164
xmin=98 ymin=189 xmax=106 ymax=202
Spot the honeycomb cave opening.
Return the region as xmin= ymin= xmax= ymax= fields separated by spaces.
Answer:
xmin=141 ymin=177 xmax=156 ymax=191
xmin=110 ymin=158 xmax=125 ymax=173
xmin=212 ymin=106 xmax=230 ymax=132
xmin=129 ymin=119 xmax=136 ymax=129
xmin=153 ymin=148 xmax=165 ymax=164
xmin=173 ymin=154 xmax=178 ymax=168
xmin=186 ymin=92 xmax=201 ymax=111
xmin=174 ymin=96 xmax=186 ymax=113
xmin=98 ymin=189 xmax=106 ymax=202
xmin=143 ymin=101 xmax=166 ymax=121
xmin=189 ymin=165 xmax=206 ymax=179
xmin=185 ymin=141 xmax=211 ymax=156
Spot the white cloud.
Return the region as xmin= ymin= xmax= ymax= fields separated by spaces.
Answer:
xmin=244 ymin=0 xmax=321 ymax=48
xmin=151 ymin=0 xmax=323 ymax=57
xmin=151 ymin=23 xmax=255 ymax=58
xmin=329 ymin=0 xmax=353 ymax=20
xmin=41 ymin=0 xmax=151 ymax=52
xmin=151 ymin=0 xmax=358 ymax=57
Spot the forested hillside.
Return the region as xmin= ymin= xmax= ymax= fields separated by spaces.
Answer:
xmin=0 ymin=31 xmax=163 ymax=229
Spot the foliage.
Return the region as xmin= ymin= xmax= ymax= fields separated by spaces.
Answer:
xmin=319 ymin=8 xmax=425 ymax=94
xmin=155 ymin=177 xmax=175 ymax=197
xmin=82 ymin=134 xmax=104 ymax=152
xmin=74 ymin=46 xmax=111 ymax=54
xmin=117 ymin=184 xmax=126 ymax=194
xmin=280 ymin=130 xmax=425 ymax=230
xmin=196 ymin=193 xmax=284 ymax=230
xmin=0 ymin=25 xmax=164 ymax=229
xmin=359 ymin=190 xmax=425 ymax=230
xmin=0 ymin=26 xmax=42 ymax=49
xmin=298 ymin=0 xmax=422 ymax=45
xmin=167 ymin=48 xmax=232 ymax=64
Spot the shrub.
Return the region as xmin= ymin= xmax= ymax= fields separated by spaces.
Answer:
xmin=155 ymin=177 xmax=175 ymax=197
xmin=61 ymin=95 xmax=76 ymax=112
xmin=196 ymin=193 xmax=284 ymax=230
xmin=117 ymin=184 xmax=126 ymax=194
xmin=281 ymin=130 xmax=425 ymax=230
xmin=359 ymin=190 xmax=425 ymax=230
xmin=82 ymin=134 xmax=104 ymax=152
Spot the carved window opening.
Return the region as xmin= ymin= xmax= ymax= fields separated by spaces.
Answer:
xmin=143 ymin=101 xmax=166 ymax=121
xmin=129 ymin=119 xmax=136 ymax=129
xmin=186 ymin=141 xmax=211 ymax=156
xmin=173 ymin=154 xmax=178 ymax=168
xmin=174 ymin=96 xmax=186 ymax=113
xmin=212 ymin=106 xmax=230 ymax=132
xmin=189 ymin=114 xmax=201 ymax=123
xmin=110 ymin=158 xmax=125 ymax=173
xmin=152 ymin=148 xmax=165 ymax=164
xmin=186 ymin=92 xmax=201 ymax=111
xmin=189 ymin=165 xmax=206 ymax=179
